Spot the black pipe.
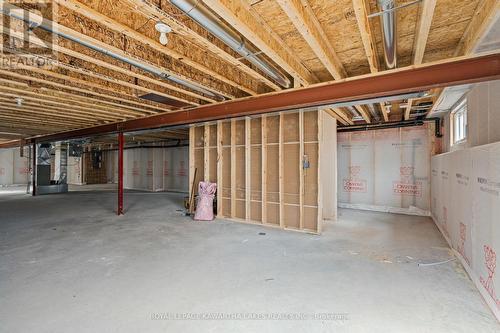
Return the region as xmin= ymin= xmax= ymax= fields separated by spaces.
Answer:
xmin=338 ymin=119 xmax=424 ymax=132
xmin=82 ymin=143 xmax=189 ymax=154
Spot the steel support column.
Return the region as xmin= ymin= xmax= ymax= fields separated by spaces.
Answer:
xmin=118 ymin=132 xmax=124 ymax=215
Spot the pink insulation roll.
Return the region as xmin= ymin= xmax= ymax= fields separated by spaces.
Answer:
xmin=194 ymin=181 xmax=217 ymax=221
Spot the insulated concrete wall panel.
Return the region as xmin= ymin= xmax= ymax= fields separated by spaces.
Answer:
xmin=489 ymin=81 xmax=500 ymax=144
xmin=124 ymin=147 xmax=188 ymax=192
xmin=431 ymin=142 xmax=500 ymax=320
xmin=338 ymin=132 xmax=375 ymax=206
xmin=400 ymin=126 xmax=431 ymax=211
xmin=153 ymin=149 xmax=163 ymax=191
xmin=67 ymin=156 xmax=83 ymax=185
xmin=338 ymin=125 xmax=432 ymax=214
xmin=450 ymin=149 xmax=472 ymax=267
xmin=13 ymin=148 xmax=29 ymax=184
xmin=471 ymin=145 xmax=500 ymax=313
xmin=373 ymin=129 xmax=401 ymax=208
xmin=172 ymin=147 xmax=189 ymax=192
xmin=0 ymin=149 xmax=14 ymax=185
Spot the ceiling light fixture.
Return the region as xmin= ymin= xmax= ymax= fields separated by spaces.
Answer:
xmin=15 ymin=97 xmax=23 ymax=106
xmin=155 ymin=22 xmax=172 ymax=45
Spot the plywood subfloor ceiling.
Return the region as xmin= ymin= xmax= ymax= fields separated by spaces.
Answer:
xmin=0 ymin=0 xmax=498 ymax=142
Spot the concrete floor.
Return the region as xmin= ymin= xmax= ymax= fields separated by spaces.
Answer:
xmin=0 ymin=188 xmax=498 ymax=332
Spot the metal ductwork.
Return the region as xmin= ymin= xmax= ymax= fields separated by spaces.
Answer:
xmin=170 ymin=0 xmax=291 ymax=88
xmin=378 ymin=0 xmax=397 ymax=69
xmin=0 ymin=2 xmax=224 ymax=100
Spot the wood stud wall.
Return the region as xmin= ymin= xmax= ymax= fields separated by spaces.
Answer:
xmin=189 ymin=110 xmax=322 ymax=233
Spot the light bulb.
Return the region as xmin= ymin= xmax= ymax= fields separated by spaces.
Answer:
xmin=159 ymin=32 xmax=168 ymax=45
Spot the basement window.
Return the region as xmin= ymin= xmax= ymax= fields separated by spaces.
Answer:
xmin=452 ymin=100 xmax=467 ymax=144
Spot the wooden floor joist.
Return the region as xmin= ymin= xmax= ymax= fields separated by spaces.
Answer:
xmin=54 ymin=0 xmax=257 ymax=96
xmin=122 ymin=0 xmax=281 ymax=91
xmin=0 ymin=68 xmax=167 ymax=115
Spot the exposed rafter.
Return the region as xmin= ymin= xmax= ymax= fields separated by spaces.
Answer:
xmin=455 ymin=0 xmax=500 ymax=56
xmin=54 ymin=0 xmax=257 ymax=96
xmin=201 ymin=0 xmax=317 ymax=85
xmin=405 ymin=0 xmax=436 ymax=120
xmin=352 ymin=0 xmax=386 ymax=122
xmin=1 ymin=2 xmax=230 ymax=102
xmin=0 ymin=69 xmax=168 ymax=114
xmin=122 ymin=0 xmax=281 ymax=90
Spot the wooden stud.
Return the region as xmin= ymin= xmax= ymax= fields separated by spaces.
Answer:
xmin=245 ymin=117 xmax=251 ymax=221
xmin=261 ymin=115 xmax=267 ymax=224
xmin=279 ymin=112 xmax=284 ymax=228
xmin=230 ymin=119 xmax=236 ymax=218
xmin=299 ymin=110 xmax=304 ymax=229
xmin=204 ymin=125 xmax=210 ymax=182
xmin=317 ymin=110 xmax=323 ymax=233
xmin=216 ymin=121 xmax=223 ymax=216
xmin=189 ymin=127 xmax=195 ymax=201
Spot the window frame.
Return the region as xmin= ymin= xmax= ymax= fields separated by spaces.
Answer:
xmin=451 ymin=99 xmax=467 ymax=145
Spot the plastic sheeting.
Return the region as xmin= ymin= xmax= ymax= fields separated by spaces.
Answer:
xmin=337 ymin=125 xmax=431 ymax=215
xmin=432 ymin=142 xmax=500 ymax=320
